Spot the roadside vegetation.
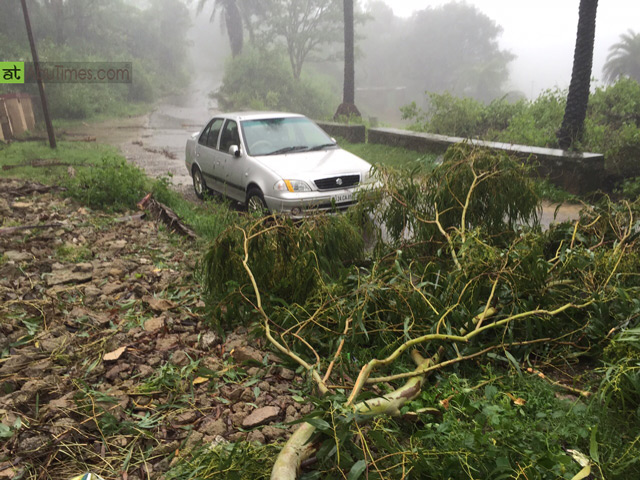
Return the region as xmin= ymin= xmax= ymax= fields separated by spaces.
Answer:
xmin=0 ymin=141 xmax=239 ymax=243
xmin=214 ymin=46 xmax=338 ymax=119
xmin=0 ymin=0 xmax=190 ymax=120
xmin=197 ymin=144 xmax=640 ymax=479
xmin=402 ymin=77 xmax=640 ymax=179
xmin=2 ymin=138 xmax=640 ymax=478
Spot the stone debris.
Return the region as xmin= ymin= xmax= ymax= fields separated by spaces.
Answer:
xmin=242 ymin=406 xmax=281 ymax=429
xmin=45 ymin=263 xmax=93 ymax=286
xmin=0 ymin=178 xmax=305 ymax=476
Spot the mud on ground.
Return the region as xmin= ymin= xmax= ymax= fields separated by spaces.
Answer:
xmin=0 ymin=179 xmax=305 ymax=479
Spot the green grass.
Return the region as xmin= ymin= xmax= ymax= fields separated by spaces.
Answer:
xmin=337 ymin=138 xmax=439 ymax=169
xmin=0 ymin=140 xmax=240 ymax=243
xmin=0 ymin=141 xmax=122 ymax=184
xmin=50 ymin=101 xmax=153 ymax=129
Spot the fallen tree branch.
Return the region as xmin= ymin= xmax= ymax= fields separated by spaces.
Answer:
xmin=526 ymin=367 xmax=592 ymax=398
xmin=137 ymin=193 xmax=197 ymax=240
xmin=0 ymin=223 xmax=66 ymax=235
xmin=238 ymin=222 xmax=330 ymax=397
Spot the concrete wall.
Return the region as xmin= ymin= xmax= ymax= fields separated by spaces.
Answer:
xmin=316 ymin=121 xmax=366 ymax=144
xmin=368 ymin=127 xmax=605 ymax=195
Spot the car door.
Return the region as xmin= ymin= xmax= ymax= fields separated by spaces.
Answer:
xmin=215 ymin=119 xmax=246 ymax=201
xmin=195 ymin=118 xmax=224 ymax=191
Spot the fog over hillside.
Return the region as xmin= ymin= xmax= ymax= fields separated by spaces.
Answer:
xmin=372 ymin=0 xmax=640 ymax=97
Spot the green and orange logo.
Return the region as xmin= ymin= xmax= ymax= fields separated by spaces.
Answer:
xmin=0 ymin=62 xmax=25 ymax=84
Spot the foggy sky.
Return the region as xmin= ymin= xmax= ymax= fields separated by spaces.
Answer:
xmin=371 ymin=0 xmax=639 ymax=97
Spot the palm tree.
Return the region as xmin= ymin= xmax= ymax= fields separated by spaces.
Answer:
xmin=334 ymin=0 xmax=361 ymax=119
xmin=603 ymin=29 xmax=640 ymax=84
xmin=557 ymin=0 xmax=598 ymax=149
xmin=197 ymin=0 xmax=244 ymax=57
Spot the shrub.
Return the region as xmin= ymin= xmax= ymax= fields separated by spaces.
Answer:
xmin=64 ymin=154 xmax=148 ymax=211
xmin=494 ymin=88 xmax=566 ymax=147
xmin=401 ymin=92 xmax=485 ymax=137
xmin=214 ymin=47 xmax=337 ymax=119
xmin=600 ymin=326 xmax=640 ymax=412
xmin=403 ymin=80 xmax=640 ymax=179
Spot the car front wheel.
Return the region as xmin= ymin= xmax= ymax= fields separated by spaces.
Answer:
xmin=246 ymin=187 xmax=269 ymax=215
xmin=192 ymin=166 xmax=206 ymax=199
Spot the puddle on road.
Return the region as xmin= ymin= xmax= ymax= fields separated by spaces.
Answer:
xmin=541 ymin=201 xmax=582 ymax=228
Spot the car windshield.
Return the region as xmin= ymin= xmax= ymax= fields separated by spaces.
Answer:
xmin=241 ymin=117 xmax=336 ymax=156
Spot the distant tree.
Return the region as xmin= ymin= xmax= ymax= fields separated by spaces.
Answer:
xmin=603 ymin=29 xmax=640 ymax=84
xmin=335 ymin=0 xmax=361 ymax=119
xmin=557 ymin=0 xmax=598 ymax=149
xmin=263 ymin=0 xmax=343 ymax=79
xmin=395 ymin=3 xmax=514 ymax=103
xmin=197 ymin=0 xmax=244 ymax=57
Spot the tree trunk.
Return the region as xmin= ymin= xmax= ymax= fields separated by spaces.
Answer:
xmin=225 ymin=0 xmax=244 ymax=57
xmin=335 ymin=0 xmax=361 ymax=120
xmin=557 ymin=0 xmax=598 ymax=149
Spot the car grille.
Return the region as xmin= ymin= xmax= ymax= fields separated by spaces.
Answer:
xmin=314 ymin=174 xmax=360 ymax=191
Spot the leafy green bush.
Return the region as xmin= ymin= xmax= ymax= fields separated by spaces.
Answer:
xmin=64 ymin=154 xmax=148 ymax=211
xmin=600 ymin=326 xmax=640 ymax=412
xmin=403 ymin=79 xmax=640 ymax=178
xmin=214 ymin=47 xmax=337 ymax=118
xmin=202 ymin=214 xmax=364 ymax=326
xmin=494 ymin=89 xmax=566 ymax=147
xmin=369 ymin=143 xmax=540 ymax=244
xmin=401 ymin=92 xmax=527 ymax=139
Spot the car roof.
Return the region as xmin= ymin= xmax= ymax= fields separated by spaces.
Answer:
xmin=215 ymin=111 xmax=306 ymax=122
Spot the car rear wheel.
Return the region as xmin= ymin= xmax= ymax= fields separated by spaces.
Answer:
xmin=192 ymin=167 xmax=206 ymax=199
xmin=246 ymin=187 xmax=269 ymax=215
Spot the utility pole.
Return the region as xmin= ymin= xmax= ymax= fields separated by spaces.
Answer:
xmin=21 ymin=0 xmax=56 ymax=149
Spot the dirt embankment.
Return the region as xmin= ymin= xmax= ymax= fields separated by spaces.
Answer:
xmin=0 ymin=179 xmax=303 ymax=479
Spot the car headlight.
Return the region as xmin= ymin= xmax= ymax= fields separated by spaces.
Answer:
xmin=274 ymin=179 xmax=312 ymax=192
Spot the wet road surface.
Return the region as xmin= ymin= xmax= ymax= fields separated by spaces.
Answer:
xmin=66 ymin=81 xmax=217 ymax=199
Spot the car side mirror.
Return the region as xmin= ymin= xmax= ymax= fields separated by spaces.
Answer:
xmin=229 ymin=145 xmax=241 ymax=158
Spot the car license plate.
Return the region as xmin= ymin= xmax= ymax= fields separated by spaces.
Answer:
xmin=332 ymin=192 xmax=353 ymax=203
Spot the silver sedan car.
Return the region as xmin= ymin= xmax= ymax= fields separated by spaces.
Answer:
xmin=185 ymin=112 xmax=374 ymax=216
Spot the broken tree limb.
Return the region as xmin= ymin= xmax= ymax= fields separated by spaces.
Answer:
xmin=0 ymin=223 xmax=65 ymax=235
xmin=238 ymin=222 xmax=330 ymax=396
xmin=526 ymin=367 xmax=592 ymax=398
xmin=270 ymin=350 xmax=444 ymax=480
xmin=0 ymin=180 xmax=64 ymax=197
xmin=270 ymin=423 xmax=317 ymax=480
xmin=137 ymin=194 xmax=197 ymax=240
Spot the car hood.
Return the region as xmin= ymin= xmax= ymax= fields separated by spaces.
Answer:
xmin=254 ymin=148 xmax=371 ymax=181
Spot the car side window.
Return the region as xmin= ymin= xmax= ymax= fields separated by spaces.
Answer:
xmin=218 ymin=120 xmax=240 ymax=154
xmin=206 ymin=119 xmax=224 ymax=149
xmin=198 ymin=118 xmax=223 ymax=149
xmin=198 ymin=121 xmax=212 ymax=146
